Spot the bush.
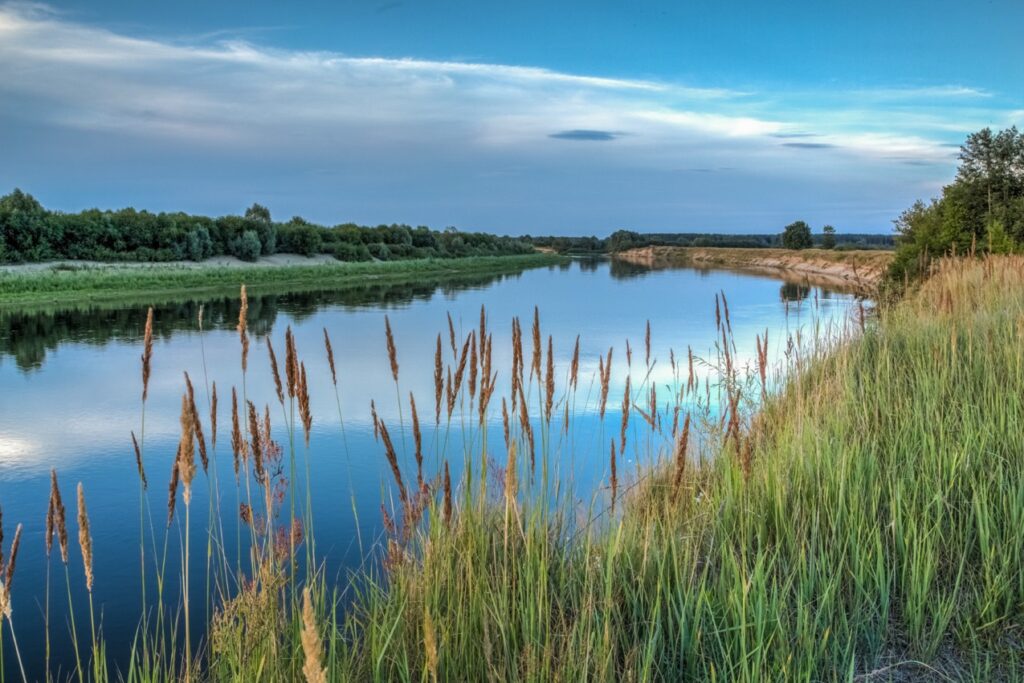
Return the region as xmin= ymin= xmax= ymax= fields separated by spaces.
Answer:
xmin=232 ymin=230 xmax=262 ymax=262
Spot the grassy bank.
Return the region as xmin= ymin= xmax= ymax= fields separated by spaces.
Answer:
xmin=0 ymin=253 xmax=567 ymax=307
xmin=333 ymin=256 xmax=1023 ymax=681
xmin=8 ymin=256 xmax=1023 ymax=682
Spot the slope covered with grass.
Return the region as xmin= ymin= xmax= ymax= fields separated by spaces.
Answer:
xmin=334 ymin=256 xmax=1024 ymax=681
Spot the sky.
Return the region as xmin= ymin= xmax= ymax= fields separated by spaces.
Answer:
xmin=0 ymin=1 xmax=1021 ymax=235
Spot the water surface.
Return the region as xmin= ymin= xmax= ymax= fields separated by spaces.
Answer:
xmin=0 ymin=258 xmax=859 ymax=677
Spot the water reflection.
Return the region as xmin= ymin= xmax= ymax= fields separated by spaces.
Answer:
xmin=0 ymin=258 xmax=861 ymax=677
xmin=0 ymin=269 xmax=530 ymax=371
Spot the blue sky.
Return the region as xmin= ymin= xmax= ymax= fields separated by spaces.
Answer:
xmin=1 ymin=1 xmax=1021 ymax=235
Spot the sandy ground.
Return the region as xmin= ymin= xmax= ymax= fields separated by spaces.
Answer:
xmin=0 ymin=253 xmax=341 ymax=274
xmin=615 ymin=246 xmax=892 ymax=289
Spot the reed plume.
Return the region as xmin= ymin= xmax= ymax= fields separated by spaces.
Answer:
xmin=478 ymin=370 xmax=497 ymax=425
xmin=167 ymin=455 xmax=180 ymax=527
xmin=298 ymin=361 xmax=313 ymax=445
xmin=599 ymin=348 xmax=613 ymax=420
xmin=178 ymin=394 xmax=197 ymax=504
xmin=141 ymin=307 xmax=154 ymax=401
xmin=570 ymin=335 xmax=580 ymax=390
xmin=626 ymin=339 xmax=632 ymax=368
xmin=49 ymin=471 xmax=68 ymax=564
xmin=721 ymin=291 xmax=732 ymax=334
xmin=479 ymin=305 xmax=487 ymax=358
xmin=267 ymin=337 xmax=285 ymax=404
xmin=434 ymin=334 xmax=443 ymax=424
xmin=385 ymin=315 xmax=400 ymax=382
xmin=301 ymin=587 xmax=328 ymax=683
xmin=76 ymin=484 xmax=94 ymax=592
xmin=531 ymin=306 xmax=542 ymax=379
xmin=518 ymin=387 xmax=535 ymax=473
xmin=644 ymin=320 xmax=651 ymax=368
xmin=247 ymin=401 xmax=264 ymax=483
xmin=453 ymin=334 xmax=471 ymax=398
xmin=446 ymin=312 xmax=457 ymax=358
xmin=285 ymin=326 xmax=298 ymax=399
xmin=501 ymin=397 xmax=511 ymax=451
xmin=687 ymin=346 xmax=695 ymax=394
xmin=323 ymin=328 xmax=338 ymax=386
xmin=672 ymin=413 xmax=691 ymax=502
xmin=620 ymin=375 xmax=631 ymax=454
xmin=371 ymin=400 xmax=380 ymax=442
xmin=423 ymin=605 xmax=439 ymax=683
xmin=230 ymin=386 xmax=243 ymax=479
xmin=130 ymin=430 xmax=147 ymax=489
xmin=511 ymin=318 xmax=522 ymax=409
xmin=442 ymin=461 xmax=452 ymax=524
xmin=378 ymin=421 xmax=407 ymax=507
xmin=183 ymin=372 xmax=208 ymax=472
xmin=410 ymin=393 xmax=423 ymax=490
xmin=0 ymin=519 xmax=22 ymax=619
xmin=544 ymin=336 xmax=554 ymax=422
xmin=238 ymin=285 xmax=249 ymax=372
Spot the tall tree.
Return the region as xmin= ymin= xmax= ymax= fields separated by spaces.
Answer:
xmin=781 ymin=221 xmax=812 ymax=250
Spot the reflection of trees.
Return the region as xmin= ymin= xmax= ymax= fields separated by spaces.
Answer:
xmin=779 ymin=281 xmax=812 ymax=303
xmin=575 ymin=257 xmax=603 ymax=273
xmin=607 ymin=259 xmax=654 ymax=280
xmin=0 ymin=270 xmax=525 ymax=371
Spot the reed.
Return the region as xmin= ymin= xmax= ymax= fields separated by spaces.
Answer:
xmin=300 ymin=587 xmax=326 ymax=683
xmin=19 ymin=254 xmax=1024 ymax=682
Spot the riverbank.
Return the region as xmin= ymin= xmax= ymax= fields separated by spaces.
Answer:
xmin=0 ymin=253 xmax=567 ymax=307
xmin=615 ymin=245 xmax=893 ymax=290
xmin=334 ymin=255 xmax=1024 ymax=680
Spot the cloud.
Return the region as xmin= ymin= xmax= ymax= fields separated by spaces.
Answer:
xmin=0 ymin=1 xmax=1013 ymax=232
xmin=549 ymin=129 xmax=620 ymax=141
xmin=783 ymin=142 xmax=836 ymax=149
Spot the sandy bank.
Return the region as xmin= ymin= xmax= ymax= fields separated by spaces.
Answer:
xmin=615 ymin=246 xmax=892 ymax=290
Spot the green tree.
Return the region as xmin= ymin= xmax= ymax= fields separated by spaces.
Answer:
xmin=821 ymin=225 xmax=836 ymax=249
xmin=781 ymin=221 xmax=812 ymax=250
xmin=233 ymin=230 xmax=262 ymax=262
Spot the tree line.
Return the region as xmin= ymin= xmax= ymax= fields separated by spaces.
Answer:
xmin=890 ymin=126 xmax=1024 ymax=279
xmin=0 ymin=192 xmax=535 ymax=264
xmin=530 ymin=228 xmax=892 ymax=254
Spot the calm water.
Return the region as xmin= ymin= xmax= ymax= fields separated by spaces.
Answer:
xmin=0 ymin=258 xmax=859 ymax=678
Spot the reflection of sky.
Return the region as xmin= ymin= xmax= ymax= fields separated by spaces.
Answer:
xmin=0 ymin=263 xmax=855 ymax=472
xmin=0 ymin=260 xmax=857 ymax=676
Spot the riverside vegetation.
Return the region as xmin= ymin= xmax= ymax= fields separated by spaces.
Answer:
xmin=0 ymin=252 xmax=1022 ymax=681
xmin=0 ymin=254 xmax=566 ymax=307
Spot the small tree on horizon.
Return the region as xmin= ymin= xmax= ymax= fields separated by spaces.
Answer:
xmin=781 ymin=221 xmax=813 ymax=250
xmin=822 ymin=225 xmax=837 ymax=249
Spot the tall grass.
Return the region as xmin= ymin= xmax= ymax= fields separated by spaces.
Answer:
xmin=5 ymin=255 xmax=1023 ymax=681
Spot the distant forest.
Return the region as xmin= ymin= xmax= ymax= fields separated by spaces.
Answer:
xmin=529 ymin=229 xmax=894 ymax=254
xmin=0 ymin=191 xmax=535 ymax=264
xmin=0 ymin=188 xmax=893 ymax=265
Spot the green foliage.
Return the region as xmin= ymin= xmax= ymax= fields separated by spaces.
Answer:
xmin=781 ymin=220 xmax=813 ymax=249
xmin=891 ymin=126 xmax=1024 ymax=280
xmin=821 ymin=224 xmax=836 ymax=249
xmin=232 ymin=230 xmax=262 ymax=262
xmin=0 ymin=191 xmax=536 ymax=264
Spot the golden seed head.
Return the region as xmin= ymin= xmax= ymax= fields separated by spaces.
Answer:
xmin=76 ymin=483 xmax=94 ymax=592
xmin=141 ymin=307 xmax=154 ymax=402
xmin=301 ymin=586 xmax=327 ymax=683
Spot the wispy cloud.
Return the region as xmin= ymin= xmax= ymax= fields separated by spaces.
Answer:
xmin=550 ymin=130 xmax=621 ymax=141
xmin=0 ymin=1 xmax=1016 ymax=232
